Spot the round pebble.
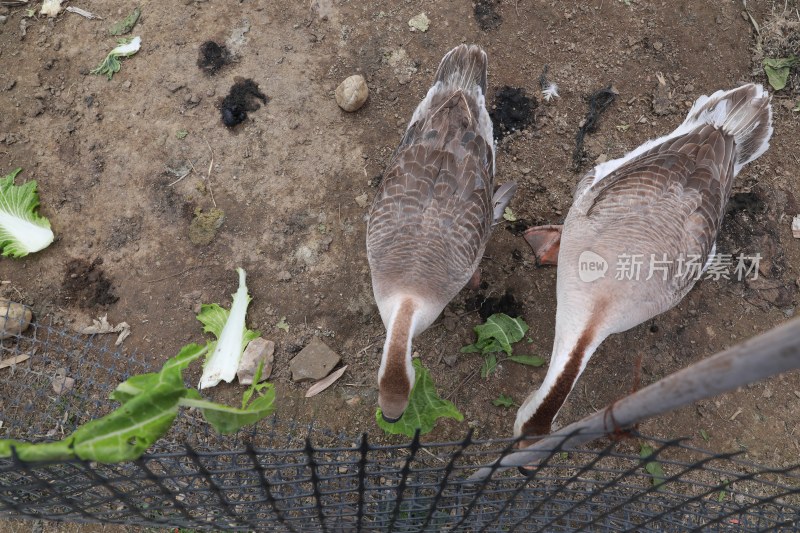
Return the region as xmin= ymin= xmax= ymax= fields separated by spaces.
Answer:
xmin=335 ymin=75 xmax=369 ymax=112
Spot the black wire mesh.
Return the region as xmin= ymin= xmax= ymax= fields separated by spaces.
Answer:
xmin=1 ymin=312 xmax=799 ymax=532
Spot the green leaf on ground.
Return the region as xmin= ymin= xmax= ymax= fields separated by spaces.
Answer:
xmin=492 ymin=394 xmax=514 ymax=408
xmin=699 ymin=428 xmax=710 ymax=442
xmin=376 ymin=359 xmax=463 ymax=436
xmin=640 ymin=444 xmax=666 ymax=488
xmin=461 ymin=313 xmax=529 ymax=356
xmin=502 ymin=207 xmax=517 ymax=222
xmin=276 ymin=316 xmax=290 ymax=332
xmin=176 ymin=129 xmax=189 ymax=139
xmin=763 ymin=56 xmax=799 ymax=91
xmin=196 ymin=303 xmax=259 ymax=354
xmin=508 ymin=355 xmax=546 ymax=367
xmin=717 ymin=479 xmax=729 ymax=502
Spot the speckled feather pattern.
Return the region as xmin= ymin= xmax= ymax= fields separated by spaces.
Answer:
xmin=367 ymin=46 xmax=495 ymax=314
xmin=561 ymin=84 xmax=772 ymax=328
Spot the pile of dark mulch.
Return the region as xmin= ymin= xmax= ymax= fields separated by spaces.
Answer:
xmin=468 ymin=289 xmax=523 ymax=320
xmin=489 ymin=86 xmax=537 ymax=140
xmin=220 ymin=77 xmax=269 ymax=127
xmin=197 ymin=41 xmax=231 ymax=75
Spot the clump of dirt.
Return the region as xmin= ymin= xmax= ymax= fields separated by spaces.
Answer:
xmin=62 ymin=258 xmax=118 ymax=308
xmin=573 ymin=84 xmax=618 ymax=169
xmin=107 ymin=215 xmax=143 ymax=249
xmin=220 ymin=77 xmax=268 ymax=127
xmin=469 ymin=289 xmax=523 ymax=320
xmin=489 ymin=86 xmax=536 ymax=140
xmin=474 ymin=0 xmax=502 ymax=31
xmin=189 ymin=207 xmax=225 ymax=246
xmin=197 ymin=41 xmax=231 ymax=75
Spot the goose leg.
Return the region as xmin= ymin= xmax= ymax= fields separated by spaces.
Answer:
xmin=523 ymin=225 xmax=563 ymax=266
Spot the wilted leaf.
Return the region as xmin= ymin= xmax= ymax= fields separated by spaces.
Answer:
xmin=376 ymin=359 xmax=463 ymax=436
xmin=305 ymin=365 xmax=348 ymax=398
xmin=492 ymin=394 xmax=514 ymax=408
xmin=763 ymin=56 xmax=799 ymax=91
xmin=502 ymin=207 xmax=517 ymax=222
xmin=109 ymin=6 xmax=141 ymax=36
xmin=508 ymin=355 xmax=546 ymax=367
xmin=700 ymin=428 xmax=710 ymax=442
xmin=480 ymin=353 xmax=498 ymax=378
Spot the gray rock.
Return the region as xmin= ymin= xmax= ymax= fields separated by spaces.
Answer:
xmin=290 ymin=337 xmax=341 ymax=382
xmin=237 ymin=338 xmax=275 ymax=385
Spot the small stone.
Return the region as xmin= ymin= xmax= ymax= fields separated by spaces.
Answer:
xmin=335 ymin=75 xmax=368 ymax=112
xmin=443 ymin=354 xmax=458 ymax=367
xmin=290 ymin=337 xmax=341 ymax=382
xmin=237 ymin=338 xmax=275 ymax=385
xmin=51 ymin=368 xmax=75 ymax=394
xmin=791 ymin=215 xmax=800 ymax=238
xmin=762 ymin=388 xmax=773 ymax=399
xmin=354 ymin=193 xmax=369 ymax=208
xmin=652 ymin=41 xmax=663 ymax=51
xmin=0 ymin=299 xmax=32 ymax=339
xmin=277 ymin=270 xmax=292 ymax=281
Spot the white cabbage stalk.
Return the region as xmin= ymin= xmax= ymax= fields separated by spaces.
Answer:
xmin=0 ymin=169 xmax=55 ymax=258
xmin=198 ymin=268 xmax=252 ymax=389
xmin=112 ymin=36 xmax=142 ymax=57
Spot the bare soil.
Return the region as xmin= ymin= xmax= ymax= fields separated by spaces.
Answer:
xmin=1 ymin=0 xmax=799 ymax=498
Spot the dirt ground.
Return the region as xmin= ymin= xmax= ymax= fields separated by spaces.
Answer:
xmin=1 ymin=0 xmax=799 ymax=504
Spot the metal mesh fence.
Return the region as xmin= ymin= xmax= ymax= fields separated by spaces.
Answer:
xmin=1 ymin=314 xmax=799 ymax=532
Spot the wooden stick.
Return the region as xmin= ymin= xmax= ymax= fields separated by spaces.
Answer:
xmin=468 ymin=317 xmax=800 ymax=481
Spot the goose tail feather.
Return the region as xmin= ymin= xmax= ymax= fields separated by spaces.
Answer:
xmin=682 ymin=83 xmax=773 ymax=174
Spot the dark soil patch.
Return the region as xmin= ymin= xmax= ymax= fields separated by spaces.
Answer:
xmin=220 ymin=77 xmax=269 ymax=127
xmin=489 ymin=86 xmax=536 ymax=140
xmin=726 ymin=191 xmax=767 ymax=217
xmin=468 ymin=289 xmax=523 ymax=320
xmin=107 ymin=215 xmax=143 ymax=249
xmin=474 ymin=0 xmax=502 ymax=31
xmin=62 ymin=258 xmax=118 ymax=308
xmin=197 ymin=41 xmax=231 ymax=75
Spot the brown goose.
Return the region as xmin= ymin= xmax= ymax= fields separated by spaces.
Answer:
xmin=517 ymin=84 xmax=773 ymax=444
xmin=367 ymin=44 xmax=516 ymax=422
